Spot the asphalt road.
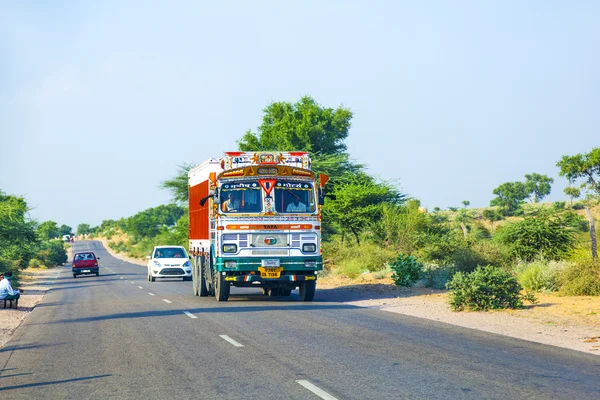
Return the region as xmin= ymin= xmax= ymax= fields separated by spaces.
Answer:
xmin=1 ymin=240 xmax=599 ymax=399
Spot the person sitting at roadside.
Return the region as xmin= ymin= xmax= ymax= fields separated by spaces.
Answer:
xmin=0 ymin=271 xmax=21 ymax=302
xmin=286 ymin=197 xmax=307 ymax=212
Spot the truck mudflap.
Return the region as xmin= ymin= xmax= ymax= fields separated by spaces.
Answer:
xmin=224 ymin=274 xmax=317 ymax=283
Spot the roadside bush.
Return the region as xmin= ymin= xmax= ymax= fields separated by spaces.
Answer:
xmin=38 ymin=240 xmax=68 ymax=267
xmin=323 ymin=239 xmax=396 ymax=274
xmin=447 ymin=265 xmax=531 ymax=311
xmin=419 ymin=263 xmax=452 ymax=289
xmin=515 ymin=259 xmax=568 ymax=292
xmin=28 ymin=258 xmax=45 ymax=269
xmin=572 ymin=203 xmax=585 ymax=210
xmin=390 ymin=253 xmax=422 ymax=286
xmin=336 ymin=259 xmax=366 ymax=279
xmin=557 ymin=260 xmax=600 ymax=296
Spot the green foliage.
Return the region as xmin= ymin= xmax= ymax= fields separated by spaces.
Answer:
xmin=497 ymin=210 xmax=577 ymax=261
xmin=336 ymin=259 xmax=365 ymax=279
xmin=390 ymin=253 xmax=422 ymax=287
xmin=0 ymin=190 xmax=38 ymax=268
xmin=323 ymin=239 xmax=397 ymax=275
xmin=564 ymin=186 xmax=581 ymax=204
xmin=58 ymin=224 xmax=72 ymax=236
xmin=557 ymin=147 xmax=600 ymax=195
xmin=447 ymin=265 xmax=528 ymax=311
xmin=524 ymin=173 xmax=554 ymax=203
xmin=372 ymin=200 xmax=433 ymax=254
xmin=572 ymin=202 xmax=585 ymax=210
xmin=551 ymin=201 xmax=566 ymax=212
xmin=160 ymin=162 xmax=196 ymax=205
xmin=125 ymin=204 xmax=185 ymax=239
xmin=38 ymin=240 xmax=68 ymax=267
xmin=490 ymin=181 xmax=528 ymax=215
xmin=323 ymin=172 xmax=404 ymax=244
xmin=77 ymin=223 xmax=91 ymax=235
xmin=557 ymin=259 xmax=600 ymax=296
xmin=37 ymin=220 xmax=59 ymax=240
xmin=515 ymin=259 xmax=569 ymax=292
xmin=238 ymin=96 xmax=352 ymax=155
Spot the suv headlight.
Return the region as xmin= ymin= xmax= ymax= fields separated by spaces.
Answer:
xmin=302 ymin=243 xmax=317 ymax=253
xmin=223 ymin=244 xmax=237 ymax=253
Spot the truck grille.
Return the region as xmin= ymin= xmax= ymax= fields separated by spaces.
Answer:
xmin=160 ymin=268 xmax=184 ymax=275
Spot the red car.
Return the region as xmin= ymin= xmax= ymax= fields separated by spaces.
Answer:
xmin=72 ymin=252 xmax=100 ymax=278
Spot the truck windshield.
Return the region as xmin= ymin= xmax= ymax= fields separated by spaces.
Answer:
xmin=220 ymin=181 xmax=263 ymax=213
xmin=273 ymin=181 xmax=316 ymax=213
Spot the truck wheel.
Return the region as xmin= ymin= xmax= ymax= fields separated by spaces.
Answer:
xmin=192 ymin=257 xmax=200 ymax=296
xmin=199 ymin=256 xmax=209 ymax=297
xmin=214 ymin=272 xmax=230 ymax=302
xmin=261 ymin=288 xmax=270 ymax=296
xmin=299 ymin=281 xmax=316 ymax=301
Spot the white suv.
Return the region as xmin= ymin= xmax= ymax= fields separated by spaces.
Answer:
xmin=147 ymin=246 xmax=192 ymax=282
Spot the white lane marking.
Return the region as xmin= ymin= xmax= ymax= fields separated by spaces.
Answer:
xmin=138 ymin=286 xmax=144 ymax=289
xmin=130 ymin=282 xmax=135 ymax=284
xmin=183 ymin=311 xmax=197 ymax=319
xmin=296 ymin=380 xmax=338 ymax=400
xmin=219 ymin=335 xmax=244 ymax=347
xmin=120 ymin=277 xmax=124 ymax=279
xmin=148 ymin=293 xmax=155 ymax=296
xmin=162 ymin=299 xmax=172 ymax=304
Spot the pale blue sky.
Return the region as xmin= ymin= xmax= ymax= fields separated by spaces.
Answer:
xmin=1 ymin=1 xmax=598 ymax=230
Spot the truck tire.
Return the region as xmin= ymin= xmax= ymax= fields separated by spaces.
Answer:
xmin=192 ymin=257 xmax=200 ymax=296
xmin=299 ymin=280 xmax=316 ymax=301
xmin=214 ymin=272 xmax=230 ymax=302
xmin=199 ymin=256 xmax=209 ymax=297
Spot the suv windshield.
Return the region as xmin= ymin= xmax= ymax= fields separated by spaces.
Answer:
xmin=273 ymin=181 xmax=316 ymax=213
xmin=220 ymin=181 xmax=263 ymax=213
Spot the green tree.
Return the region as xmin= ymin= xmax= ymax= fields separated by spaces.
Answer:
xmin=496 ymin=210 xmax=577 ymax=262
xmin=557 ymin=147 xmax=600 ymax=195
xmin=0 ymin=191 xmax=38 ymax=269
xmin=323 ymin=172 xmax=404 ymax=244
xmin=37 ymin=220 xmax=59 ymax=240
xmin=77 ymin=223 xmax=91 ymax=236
xmin=563 ymin=186 xmax=581 ymax=205
xmin=58 ymin=224 xmax=72 ymax=236
xmin=238 ymin=96 xmax=352 ymax=155
xmin=490 ymin=182 xmax=528 ymax=215
xmin=482 ymin=208 xmax=504 ymax=231
xmin=160 ymin=162 xmax=195 ymax=205
xmin=524 ymin=173 xmax=554 ymax=203
xmin=462 ymin=200 xmax=470 ymax=208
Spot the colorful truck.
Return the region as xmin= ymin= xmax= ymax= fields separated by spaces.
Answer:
xmin=188 ymin=151 xmax=328 ymax=302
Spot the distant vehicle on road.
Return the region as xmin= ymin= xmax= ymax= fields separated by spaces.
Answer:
xmin=147 ymin=246 xmax=192 ymax=282
xmin=62 ymin=235 xmax=71 ymax=242
xmin=72 ymin=252 xmax=100 ymax=278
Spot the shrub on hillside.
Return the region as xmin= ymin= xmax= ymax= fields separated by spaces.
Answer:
xmin=336 ymin=259 xmax=365 ymax=279
xmin=28 ymin=258 xmax=45 ymax=268
xmin=447 ymin=265 xmax=532 ymax=311
xmin=390 ymin=253 xmax=422 ymax=287
xmin=515 ymin=259 xmax=569 ymax=292
xmin=322 ymin=239 xmax=397 ymax=274
xmin=557 ymin=260 xmax=600 ymax=296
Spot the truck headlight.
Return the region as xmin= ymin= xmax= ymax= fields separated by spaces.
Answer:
xmin=304 ymin=261 xmax=317 ymax=268
xmin=223 ymin=244 xmax=237 ymax=253
xmin=302 ymin=243 xmax=317 ymax=253
xmin=224 ymin=261 xmax=237 ymax=269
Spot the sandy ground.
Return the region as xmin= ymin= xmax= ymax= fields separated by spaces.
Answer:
xmin=2 ymin=241 xmax=600 ymax=356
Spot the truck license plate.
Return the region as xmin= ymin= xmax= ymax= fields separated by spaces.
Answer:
xmin=258 ymin=267 xmax=283 ymax=279
xmin=261 ymin=259 xmax=280 ymax=267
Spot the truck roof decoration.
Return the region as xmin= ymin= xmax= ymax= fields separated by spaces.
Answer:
xmin=221 ymin=152 xmax=311 ymax=171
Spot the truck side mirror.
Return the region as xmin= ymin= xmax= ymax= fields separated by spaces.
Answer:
xmin=318 ymin=188 xmax=325 ymax=205
xmin=213 ymin=188 xmax=221 ymax=205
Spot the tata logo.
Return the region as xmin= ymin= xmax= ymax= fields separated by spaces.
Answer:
xmin=263 ymin=225 xmax=278 ymax=229
xmin=264 ymin=237 xmax=277 ymax=245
